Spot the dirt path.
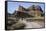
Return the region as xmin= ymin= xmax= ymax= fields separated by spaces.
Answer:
xmin=21 ymin=19 xmax=45 ymax=28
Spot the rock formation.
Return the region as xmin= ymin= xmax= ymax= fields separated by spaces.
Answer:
xmin=6 ymin=5 xmax=45 ymax=30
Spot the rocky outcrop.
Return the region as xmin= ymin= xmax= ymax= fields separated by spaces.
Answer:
xmin=6 ymin=5 xmax=44 ymax=30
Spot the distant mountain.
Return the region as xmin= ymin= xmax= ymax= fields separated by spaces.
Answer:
xmin=8 ymin=13 xmax=13 ymax=17
xmin=8 ymin=5 xmax=44 ymax=18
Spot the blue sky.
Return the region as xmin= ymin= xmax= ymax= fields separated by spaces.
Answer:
xmin=8 ymin=2 xmax=45 ymax=14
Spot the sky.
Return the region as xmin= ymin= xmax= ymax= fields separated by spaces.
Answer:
xmin=8 ymin=2 xmax=45 ymax=14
